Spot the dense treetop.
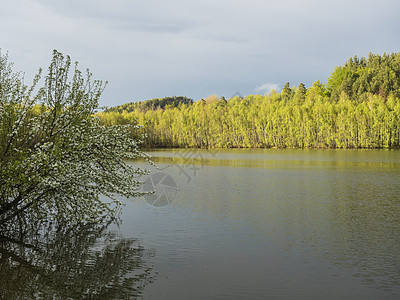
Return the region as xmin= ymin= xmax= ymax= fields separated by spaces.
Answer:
xmin=327 ymin=52 xmax=400 ymax=101
xmin=106 ymin=96 xmax=193 ymax=113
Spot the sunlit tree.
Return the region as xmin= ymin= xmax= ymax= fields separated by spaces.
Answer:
xmin=0 ymin=50 xmax=150 ymax=224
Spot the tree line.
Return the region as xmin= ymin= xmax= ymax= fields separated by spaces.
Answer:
xmin=97 ymin=52 xmax=400 ymax=149
xmin=105 ymin=96 xmax=194 ymax=113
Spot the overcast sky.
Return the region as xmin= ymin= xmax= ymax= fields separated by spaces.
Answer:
xmin=1 ymin=0 xmax=400 ymax=107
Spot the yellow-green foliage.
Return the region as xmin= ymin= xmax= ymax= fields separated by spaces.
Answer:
xmin=96 ymin=90 xmax=400 ymax=149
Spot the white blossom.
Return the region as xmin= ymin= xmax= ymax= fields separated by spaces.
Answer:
xmin=1 ymin=50 xmax=150 ymax=224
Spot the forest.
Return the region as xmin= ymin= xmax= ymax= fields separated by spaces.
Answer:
xmin=96 ymin=52 xmax=400 ymax=149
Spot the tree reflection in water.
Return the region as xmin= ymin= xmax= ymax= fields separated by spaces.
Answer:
xmin=0 ymin=215 xmax=156 ymax=299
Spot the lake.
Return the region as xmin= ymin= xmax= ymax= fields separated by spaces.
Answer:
xmin=1 ymin=149 xmax=400 ymax=299
xmin=123 ymin=149 xmax=400 ymax=299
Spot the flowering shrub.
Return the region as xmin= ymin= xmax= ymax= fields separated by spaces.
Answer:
xmin=0 ymin=50 xmax=150 ymax=224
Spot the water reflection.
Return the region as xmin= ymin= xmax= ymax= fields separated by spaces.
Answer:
xmin=0 ymin=215 xmax=156 ymax=299
xmin=147 ymin=149 xmax=400 ymax=170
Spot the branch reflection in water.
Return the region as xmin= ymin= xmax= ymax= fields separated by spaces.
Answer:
xmin=0 ymin=214 xmax=156 ymax=299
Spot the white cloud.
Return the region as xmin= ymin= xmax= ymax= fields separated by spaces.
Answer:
xmin=255 ymin=83 xmax=279 ymax=94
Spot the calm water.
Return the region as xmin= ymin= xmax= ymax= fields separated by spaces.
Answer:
xmin=123 ymin=149 xmax=400 ymax=299
xmin=1 ymin=149 xmax=400 ymax=299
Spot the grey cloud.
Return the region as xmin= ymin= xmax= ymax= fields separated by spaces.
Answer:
xmin=2 ymin=0 xmax=400 ymax=107
xmin=111 ymin=19 xmax=192 ymax=34
xmin=33 ymin=0 xmax=197 ymax=33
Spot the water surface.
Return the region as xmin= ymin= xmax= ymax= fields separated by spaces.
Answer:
xmin=121 ymin=149 xmax=400 ymax=299
xmin=1 ymin=149 xmax=399 ymax=299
